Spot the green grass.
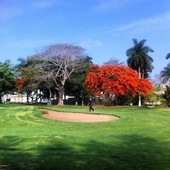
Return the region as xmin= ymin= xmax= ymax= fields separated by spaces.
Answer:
xmin=0 ymin=104 xmax=170 ymax=170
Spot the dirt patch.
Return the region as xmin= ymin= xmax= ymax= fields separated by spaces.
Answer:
xmin=43 ymin=110 xmax=119 ymax=123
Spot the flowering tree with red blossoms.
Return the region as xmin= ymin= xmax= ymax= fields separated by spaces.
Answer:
xmin=15 ymin=77 xmax=24 ymax=91
xmin=85 ymin=65 xmax=153 ymax=99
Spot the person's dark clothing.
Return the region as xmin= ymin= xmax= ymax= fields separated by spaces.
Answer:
xmin=88 ymin=99 xmax=94 ymax=111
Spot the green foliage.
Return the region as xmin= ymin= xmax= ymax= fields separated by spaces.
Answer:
xmin=16 ymin=56 xmax=41 ymax=92
xmin=0 ymin=60 xmax=16 ymax=101
xmin=144 ymin=86 xmax=165 ymax=105
xmin=65 ymin=56 xmax=93 ymax=105
xmin=17 ymin=45 xmax=90 ymax=105
xmin=16 ymin=57 xmax=40 ymax=103
xmin=162 ymin=85 xmax=170 ymax=106
xmin=0 ymin=104 xmax=170 ymax=169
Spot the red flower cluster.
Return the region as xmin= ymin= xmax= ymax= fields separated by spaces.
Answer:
xmin=85 ymin=65 xmax=152 ymax=96
xmin=15 ymin=77 xmax=24 ymax=90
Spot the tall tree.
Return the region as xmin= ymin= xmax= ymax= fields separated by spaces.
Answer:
xmin=103 ymin=57 xmax=124 ymax=66
xmin=161 ymin=53 xmax=170 ymax=83
xmin=126 ymin=39 xmax=154 ymax=78
xmin=0 ymin=60 xmax=16 ymax=103
xmin=16 ymin=56 xmax=43 ymax=103
xmin=126 ymin=39 xmax=154 ymax=106
xmin=35 ymin=60 xmax=56 ymax=105
xmin=161 ymin=63 xmax=170 ymax=83
xmin=65 ymin=56 xmax=93 ymax=105
xmin=39 ymin=44 xmax=87 ymax=105
xmin=85 ymin=65 xmax=152 ymax=105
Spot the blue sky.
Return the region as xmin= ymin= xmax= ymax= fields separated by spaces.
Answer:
xmin=1 ymin=0 xmax=170 ymax=77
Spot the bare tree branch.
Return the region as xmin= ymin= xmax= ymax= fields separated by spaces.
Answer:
xmin=38 ymin=44 xmax=87 ymax=105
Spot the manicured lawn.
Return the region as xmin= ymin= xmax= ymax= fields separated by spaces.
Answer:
xmin=0 ymin=104 xmax=170 ymax=170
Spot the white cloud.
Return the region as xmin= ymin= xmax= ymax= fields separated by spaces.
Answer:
xmin=96 ymin=0 xmax=144 ymax=11
xmin=79 ymin=40 xmax=103 ymax=49
xmin=0 ymin=0 xmax=57 ymax=22
xmin=0 ymin=6 xmax=22 ymax=21
xmin=31 ymin=0 xmax=56 ymax=9
xmin=109 ymin=12 xmax=170 ymax=36
xmin=5 ymin=38 xmax=54 ymax=52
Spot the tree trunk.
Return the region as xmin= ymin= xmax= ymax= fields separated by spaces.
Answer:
xmin=0 ymin=95 xmax=2 ymax=103
xmin=138 ymin=92 xmax=142 ymax=106
xmin=138 ymin=67 xmax=142 ymax=106
xmin=48 ymin=89 xmax=52 ymax=105
xmin=58 ymin=86 xmax=64 ymax=105
xmin=26 ymin=92 xmax=29 ymax=104
xmin=82 ymin=98 xmax=84 ymax=106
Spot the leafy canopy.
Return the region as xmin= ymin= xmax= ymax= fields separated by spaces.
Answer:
xmin=85 ymin=64 xmax=153 ymax=97
xmin=126 ymin=39 xmax=154 ymax=78
xmin=0 ymin=60 xmax=16 ymax=100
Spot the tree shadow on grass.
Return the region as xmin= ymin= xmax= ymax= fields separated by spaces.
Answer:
xmin=78 ymin=135 xmax=170 ymax=170
xmin=0 ymin=136 xmax=34 ymax=170
xmin=0 ymin=135 xmax=77 ymax=170
xmin=0 ymin=135 xmax=169 ymax=170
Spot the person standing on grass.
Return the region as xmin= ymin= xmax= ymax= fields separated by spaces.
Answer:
xmin=88 ymin=98 xmax=94 ymax=111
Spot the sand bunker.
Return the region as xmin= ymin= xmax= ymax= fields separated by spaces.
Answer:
xmin=43 ymin=110 xmax=119 ymax=122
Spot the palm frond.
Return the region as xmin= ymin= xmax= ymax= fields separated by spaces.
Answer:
xmin=126 ymin=39 xmax=154 ymax=78
xmin=132 ymin=38 xmax=138 ymax=46
xmin=166 ymin=53 xmax=170 ymax=59
xmin=161 ymin=63 xmax=170 ymax=83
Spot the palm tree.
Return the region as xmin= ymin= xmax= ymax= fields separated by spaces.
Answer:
xmin=161 ymin=63 xmax=170 ymax=83
xmin=161 ymin=53 xmax=170 ymax=83
xmin=126 ymin=39 xmax=154 ymax=79
xmin=126 ymin=39 xmax=154 ymax=106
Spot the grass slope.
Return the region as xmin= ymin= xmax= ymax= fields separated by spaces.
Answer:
xmin=0 ymin=104 xmax=170 ymax=170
